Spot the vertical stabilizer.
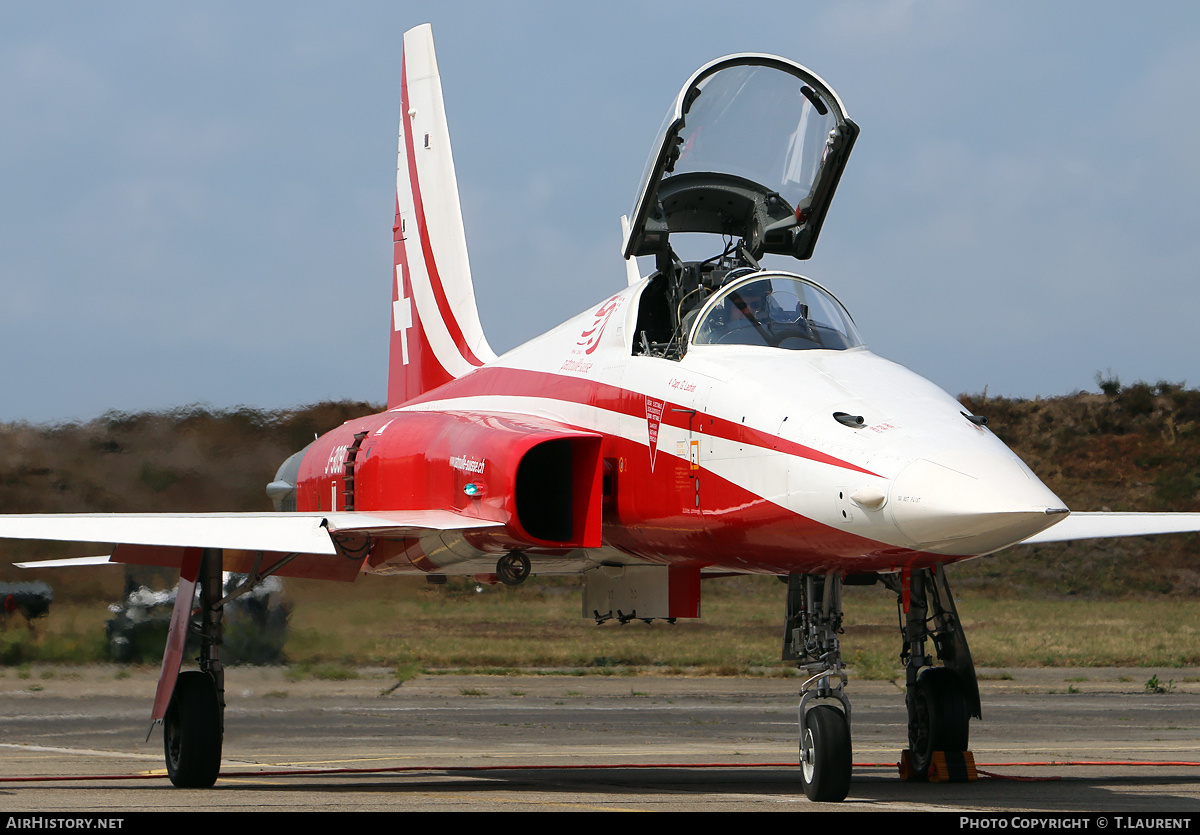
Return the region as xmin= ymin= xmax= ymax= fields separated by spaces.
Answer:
xmin=390 ymin=24 xmax=495 ymax=407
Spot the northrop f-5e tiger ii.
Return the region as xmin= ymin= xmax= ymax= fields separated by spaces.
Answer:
xmin=4 ymin=24 xmax=1200 ymax=803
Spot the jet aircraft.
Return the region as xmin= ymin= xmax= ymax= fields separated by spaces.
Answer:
xmin=4 ymin=24 xmax=1200 ymax=802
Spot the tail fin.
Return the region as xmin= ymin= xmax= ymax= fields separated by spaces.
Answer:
xmin=389 ymin=24 xmax=495 ymax=407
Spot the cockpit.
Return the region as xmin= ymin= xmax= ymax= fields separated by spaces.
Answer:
xmin=690 ymin=274 xmax=861 ymax=351
xmin=623 ymin=53 xmax=859 ymax=361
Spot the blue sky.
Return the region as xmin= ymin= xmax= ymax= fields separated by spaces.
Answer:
xmin=2 ymin=1 xmax=1199 ymax=422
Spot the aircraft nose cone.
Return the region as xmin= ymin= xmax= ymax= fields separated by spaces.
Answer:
xmin=889 ymin=454 xmax=1068 ymax=555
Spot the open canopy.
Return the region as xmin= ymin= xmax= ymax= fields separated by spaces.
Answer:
xmin=623 ymin=54 xmax=858 ymax=262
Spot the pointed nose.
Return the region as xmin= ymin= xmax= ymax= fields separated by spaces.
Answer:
xmin=889 ymin=454 xmax=1068 ymax=555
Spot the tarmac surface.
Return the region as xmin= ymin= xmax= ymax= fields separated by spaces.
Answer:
xmin=3 ymin=665 xmax=1200 ymax=812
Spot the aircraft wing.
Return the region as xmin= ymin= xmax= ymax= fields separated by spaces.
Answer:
xmin=0 ymin=511 xmax=503 ymax=572
xmin=1021 ymin=512 xmax=1200 ymax=544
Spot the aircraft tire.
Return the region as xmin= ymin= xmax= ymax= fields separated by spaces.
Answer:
xmin=496 ymin=551 xmax=531 ymax=586
xmin=907 ymin=666 xmax=970 ymax=779
xmin=164 ymin=671 xmax=222 ymax=788
xmin=799 ymin=705 xmax=852 ymax=802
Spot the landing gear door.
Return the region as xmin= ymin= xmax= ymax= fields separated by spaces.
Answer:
xmin=623 ymin=54 xmax=858 ymax=262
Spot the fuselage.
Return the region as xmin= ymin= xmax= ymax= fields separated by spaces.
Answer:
xmin=279 ymin=38 xmax=1076 ymax=581
xmin=292 ymin=269 xmax=1068 ymax=578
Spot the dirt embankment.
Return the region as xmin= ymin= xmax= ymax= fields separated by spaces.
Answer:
xmin=958 ymin=380 xmax=1200 ymax=596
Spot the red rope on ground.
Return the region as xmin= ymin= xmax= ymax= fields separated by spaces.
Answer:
xmin=982 ymin=760 xmax=1200 ymax=767
xmin=5 ymin=758 xmax=1200 ymax=784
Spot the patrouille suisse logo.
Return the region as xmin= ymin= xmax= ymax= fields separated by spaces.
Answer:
xmin=576 ymin=296 xmax=621 ymax=355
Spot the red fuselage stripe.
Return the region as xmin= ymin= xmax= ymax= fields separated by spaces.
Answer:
xmin=401 ymin=365 xmax=880 ymax=477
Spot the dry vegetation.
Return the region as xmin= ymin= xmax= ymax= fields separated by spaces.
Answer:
xmin=1 ymin=383 xmax=1199 ymax=671
xmin=957 ymin=378 xmax=1200 ymax=596
xmin=280 ymin=576 xmax=1200 ymax=674
xmin=0 ymin=401 xmax=378 ymax=574
xmin=12 ymin=577 xmax=1200 ymax=674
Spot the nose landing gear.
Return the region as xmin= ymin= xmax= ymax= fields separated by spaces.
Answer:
xmin=784 ymin=573 xmax=852 ymax=802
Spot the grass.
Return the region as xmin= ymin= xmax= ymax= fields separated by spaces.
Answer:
xmin=978 ymin=671 xmax=1014 ymax=681
xmin=6 ymin=574 xmax=1200 ymax=674
xmin=1145 ymin=674 xmax=1175 ymax=694
xmin=275 ymin=576 xmax=1200 ymax=673
xmin=284 ymin=662 xmax=360 ymax=682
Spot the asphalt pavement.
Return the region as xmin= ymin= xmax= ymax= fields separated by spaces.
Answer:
xmin=3 ymin=665 xmax=1200 ymax=812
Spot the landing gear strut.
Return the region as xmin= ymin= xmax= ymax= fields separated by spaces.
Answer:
xmin=783 ymin=573 xmax=852 ymax=802
xmin=164 ymin=547 xmax=225 ymax=788
xmin=884 ymin=566 xmax=979 ymax=781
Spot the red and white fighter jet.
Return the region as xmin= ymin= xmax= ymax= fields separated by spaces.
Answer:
xmin=4 ymin=24 xmax=1200 ymax=802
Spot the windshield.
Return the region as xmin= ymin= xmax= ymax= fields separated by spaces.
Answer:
xmin=691 ymin=275 xmax=862 ymax=351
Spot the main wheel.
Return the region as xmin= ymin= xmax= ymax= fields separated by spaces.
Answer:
xmin=496 ymin=551 xmax=531 ymax=586
xmin=907 ymin=666 xmax=970 ymax=780
xmin=799 ymin=705 xmax=852 ymax=802
xmin=164 ymin=671 xmax=222 ymax=788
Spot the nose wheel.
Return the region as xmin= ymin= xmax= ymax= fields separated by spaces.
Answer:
xmin=799 ymin=704 xmax=852 ymax=802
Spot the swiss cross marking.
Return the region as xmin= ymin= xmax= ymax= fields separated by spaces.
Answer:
xmin=393 ymin=265 xmax=413 ymax=365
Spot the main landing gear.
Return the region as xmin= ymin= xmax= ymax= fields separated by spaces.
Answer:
xmin=164 ymin=671 xmax=222 ymax=787
xmin=885 ymin=566 xmax=980 ymax=782
xmin=782 ymin=566 xmax=981 ymax=801
xmin=163 ymin=548 xmax=225 ymax=788
xmin=496 ymin=550 xmax=531 ymax=586
xmin=158 ymin=548 xmax=310 ymax=788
